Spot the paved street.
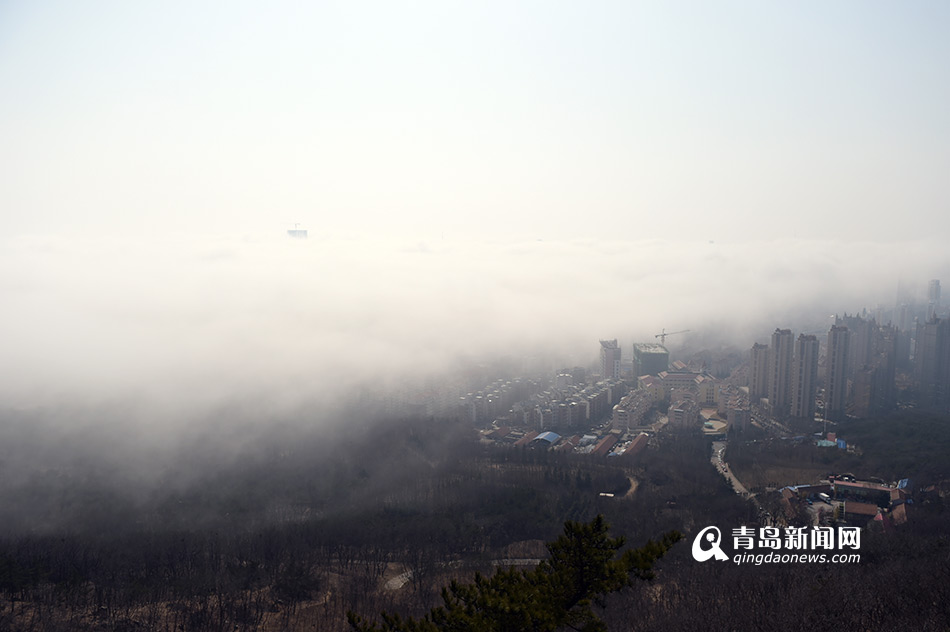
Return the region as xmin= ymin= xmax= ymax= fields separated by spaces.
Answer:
xmin=711 ymin=440 xmax=772 ymax=524
xmin=711 ymin=440 xmax=750 ymax=496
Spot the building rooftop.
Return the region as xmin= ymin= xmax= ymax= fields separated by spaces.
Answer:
xmin=842 ymin=501 xmax=880 ymax=516
xmin=513 ymin=431 xmax=539 ymax=447
xmin=628 ymin=433 xmax=649 ymax=450
xmin=487 ymin=427 xmax=511 ymax=439
xmin=592 ymin=434 xmax=618 ymax=457
xmin=835 ymin=480 xmax=892 ymax=493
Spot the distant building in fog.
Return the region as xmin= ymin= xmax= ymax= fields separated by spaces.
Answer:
xmin=600 ymin=339 xmax=621 ymax=380
xmin=790 ymin=334 xmax=819 ymax=419
xmin=915 ymin=316 xmax=950 ymax=410
xmin=826 ymin=324 xmax=851 ymax=421
xmin=897 ymin=304 xmax=913 ymax=333
xmin=827 ymin=314 xmax=899 ymax=418
xmin=928 ymin=279 xmax=941 ymax=320
xmin=287 ymin=224 xmax=308 ymax=239
xmin=838 ymin=314 xmax=873 ymax=382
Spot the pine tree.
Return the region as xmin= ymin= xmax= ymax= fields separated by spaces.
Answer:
xmin=348 ymin=515 xmax=681 ymax=632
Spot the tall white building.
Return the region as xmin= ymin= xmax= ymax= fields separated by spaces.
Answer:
xmin=790 ymin=334 xmax=819 ymax=419
xmin=749 ymin=342 xmax=769 ymax=402
xmin=768 ymin=328 xmax=794 ymax=417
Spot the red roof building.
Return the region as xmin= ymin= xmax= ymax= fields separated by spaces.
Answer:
xmin=842 ymin=500 xmax=880 ymax=525
xmin=592 ymin=434 xmax=618 ymax=457
xmin=624 ymin=433 xmax=649 ymax=459
xmin=513 ymin=431 xmax=539 ymax=447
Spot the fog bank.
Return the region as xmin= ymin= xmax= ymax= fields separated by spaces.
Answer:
xmin=2 ymin=232 xmax=946 ymax=425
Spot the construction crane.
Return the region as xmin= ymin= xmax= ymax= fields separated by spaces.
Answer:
xmin=655 ymin=328 xmax=690 ymax=345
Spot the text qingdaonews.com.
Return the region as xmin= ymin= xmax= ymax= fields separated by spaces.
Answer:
xmin=732 ymin=552 xmax=861 ymax=566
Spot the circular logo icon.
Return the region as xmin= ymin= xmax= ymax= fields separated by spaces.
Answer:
xmin=692 ymin=526 xmax=729 ymax=562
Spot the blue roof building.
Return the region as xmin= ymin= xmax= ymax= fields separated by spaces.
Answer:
xmin=535 ymin=431 xmax=561 ymax=444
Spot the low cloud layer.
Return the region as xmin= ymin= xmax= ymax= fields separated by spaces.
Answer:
xmin=2 ymin=232 xmax=947 ymax=427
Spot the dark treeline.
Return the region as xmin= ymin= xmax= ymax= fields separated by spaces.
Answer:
xmin=0 ymin=410 xmax=746 ymax=631
xmin=600 ymin=506 xmax=950 ymax=631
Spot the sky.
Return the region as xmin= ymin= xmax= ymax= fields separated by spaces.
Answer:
xmin=1 ymin=2 xmax=949 ymax=416
xmin=2 ymin=1 xmax=948 ymax=241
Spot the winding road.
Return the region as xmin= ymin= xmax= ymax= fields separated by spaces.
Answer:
xmin=711 ymin=440 xmax=772 ymax=524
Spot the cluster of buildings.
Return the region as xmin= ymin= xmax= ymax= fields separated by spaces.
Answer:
xmin=605 ymin=343 xmax=750 ymax=437
xmin=471 ymin=276 xmax=950 ymax=455
xmin=867 ymin=278 xmax=950 ymax=412
xmin=750 ymin=315 xmax=899 ymax=421
xmin=400 ymin=278 xmax=947 ymax=432
xmin=475 ymin=337 xmax=732 ymax=456
xmin=469 ymin=338 xmax=737 ymax=438
xmin=601 ymin=339 xmax=746 ymax=435
xmin=458 ymin=377 xmax=545 ymax=426
xmin=778 ymin=476 xmax=910 ymax=529
xmin=488 ymin=426 xmax=651 ymax=461
xmin=462 ymin=373 xmax=627 ymax=433
xmin=747 ymin=278 xmax=950 ymax=419
xmin=528 ymin=378 xmax=627 ymax=431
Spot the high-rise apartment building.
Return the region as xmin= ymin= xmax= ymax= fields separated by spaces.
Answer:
xmin=768 ymin=329 xmax=794 ymax=417
xmin=914 ymin=316 xmax=950 ymax=410
xmin=826 ymin=325 xmax=851 ymax=421
xmin=749 ymin=342 xmax=769 ymax=402
xmin=874 ymin=324 xmax=898 ymax=412
xmin=836 ymin=314 xmax=873 ymax=381
xmin=600 ymin=339 xmax=621 ymax=380
xmin=928 ymin=279 xmax=942 ymax=320
xmin=790 ymin=334 xmax=819 ymax=419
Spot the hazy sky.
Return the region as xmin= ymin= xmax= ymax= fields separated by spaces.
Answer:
xmin=2 ymin=3 xmax=949 ymax=415
xmin=2 ymin=1 xmax=948 ymax=241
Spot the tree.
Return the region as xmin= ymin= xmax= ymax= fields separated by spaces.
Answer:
xmin=348 ymin=515 xmax=681 ymax=632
